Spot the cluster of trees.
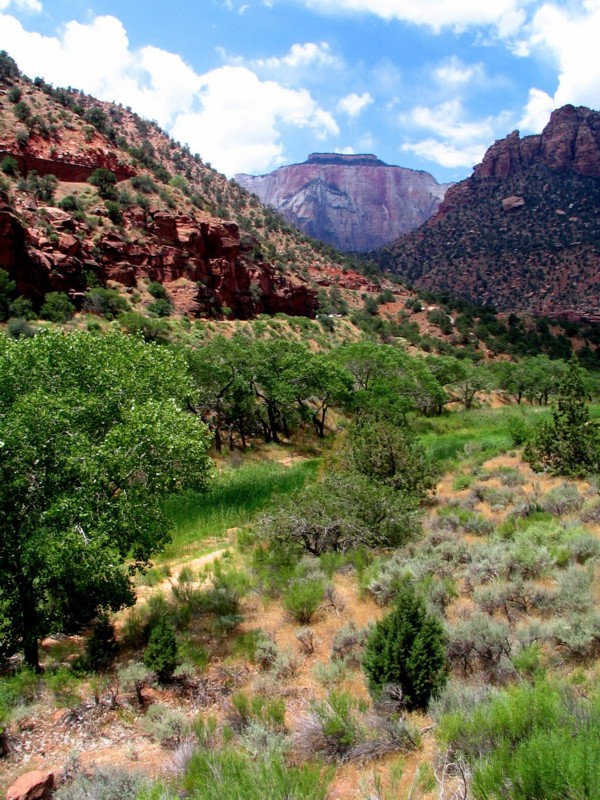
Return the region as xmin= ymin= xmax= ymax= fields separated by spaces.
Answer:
xmin=0 ymin=330 xmax=213 ymax=669
xmin=185 ymin=337 xmax=512 ymax=452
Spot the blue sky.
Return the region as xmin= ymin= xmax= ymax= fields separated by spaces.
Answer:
xmin=0 ymin=0 xmax=598 ymax=182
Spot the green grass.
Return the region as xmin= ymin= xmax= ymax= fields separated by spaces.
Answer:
xmin=415 ymin=406 xmax=551 ymax=471
xmin=160 ymin=459 xmax=319 ymax=560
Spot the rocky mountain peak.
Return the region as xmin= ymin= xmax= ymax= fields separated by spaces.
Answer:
xmin=235 ymin=155 xmax=451 ymax=252
xmin=377 ymin=104 xmax=600 ymax=320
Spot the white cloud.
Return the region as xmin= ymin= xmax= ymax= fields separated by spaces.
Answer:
xmin=0 ymin=0 xmax=41 ymax=12
xmin=401 ymin=99 xmax=511 ymax=169
xmin=0 ymin=14 xmax=338 ymax=175
xmin=253 ymin=41 xmax=341 ymax=69
xmin=434 ymin=56 xmax=484 ymax=87
xmin=518 ymin=0 xmax=600 ymax=117
xmin=338 ymin=91 xmax=373 ymax=117
xmin=518 ymin=86 xmax=555 ymax=132
xmin=335 ymin=146 xmax=355 ymax=153
xmin=404 ymin=99 xmax=497 ymax=144
xmin=172 ymin=66 xmax=339 ymax=174
xmin=401 ymin=137 xmax=486 ymax=168
xmin=300 ymin=0 xmax=526 ymax=35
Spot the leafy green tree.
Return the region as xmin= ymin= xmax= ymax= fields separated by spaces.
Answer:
xmin=334 ymin=341 xmax=443 ymax=421
xmin=292 ymin=353 xmax=353 ymax=438
xmin=250 ymin=339 xmax=311 ymax=442
xmin=186 ymin=335 xmax=256 ymax=452
xmin=0 ymin=331 xmax=212 ymax=669
xmin=362 ymin=586 xmax=448 ymax=711
xmin=449 ymin=360 xmax=490 ymax=410
xmin=524 ymin=357 xmax=600 ymax=476
xmin=144 ymin=617 xmax=179 ymax=682
xmin=424 ymin=355 xmax=468 ymax=414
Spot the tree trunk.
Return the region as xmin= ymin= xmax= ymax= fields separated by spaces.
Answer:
xmin=214 ymin=427 xmax=222 ymax=453
xmin=18 ymin=576 xmax=40 ymax=671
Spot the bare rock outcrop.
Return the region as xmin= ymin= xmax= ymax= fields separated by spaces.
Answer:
xmin=5 ymin=770 xmax=54 ymax=800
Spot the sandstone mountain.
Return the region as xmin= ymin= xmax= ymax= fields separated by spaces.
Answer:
xmin=235 ymin=153 xmax=450 ymax=253
xmin=375 ymin=105 xmax=600 ymax=322
xmin=0 ymin=53 xmax=373 ymax=321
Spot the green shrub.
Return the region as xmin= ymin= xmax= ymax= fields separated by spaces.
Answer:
xmin=57 ymin=194 xmax=83 ymax=213
xmin=40 ymin=291 xmax=75 ymax=322
xmin=312 ymin=690 xmax=361 ymax=757
xmin=144 ymin=617 xmax=179 ymax=682
xmin=148 ymin=298 xmax=172 ymax=317
xmin=259 ymin=471 xmax=421 ymax=556
xmin=13 ymin=100 xmax=30 ymax=123
xmin=46 ymin=666 xmax=82 ymax=708
xmin=105 ymin=200 xmax=123 ymax=225
xmin=438 ymin=680 xmax=600 ymax=800
xmin=7 ymin=86 xmax=21 ymax=103
xmin=54 ymin=766 xmax=147 ymax=800
xmin=331 ymin=622 xmax=368 ymax=666
xmin=83 ymin=287 xmax=129 ymax=320
xmin=131 ymin=175 xmax=156 ymax=194
xmin=452 ymin=473 xmax=474 ymax=491
xmin=363 ymin=587 xmax=448 ymax=711
xmin=181 ymin=748 xmax=332 ymax=800
xmin=7 ymin=317 xmax=36 ymax=339
xmin=0 ymin=156 xmax=18 ymax=176
xmin=229 ymin=692 xmax=286 ymax=733
xmin=147 ymin=281 xmax=168 ymax=300
xmin=88 ymin=168 xmax=117 ymax=199
xmin=446 ymin=613 xmax=512 ymax=677
xmin=141 ymin=703 xmax=191 ymax=746
xmin=9 ymin=296 xmax=36 ymax=320
xmin=283 ymin=578 xmax=324 ymax=624
xmin=525 ymin=358 xmax=600 ymax=475
xmin=119 ymin=311 xmax=170 ymax=343
xmin=507 ymin=415 xmax=531 ymax=447
xmin=117 ymin=661 xmax=151 ymax=705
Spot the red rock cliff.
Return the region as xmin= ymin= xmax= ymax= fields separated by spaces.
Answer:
xmin=1 ymin=200 xmax=317 ymax=319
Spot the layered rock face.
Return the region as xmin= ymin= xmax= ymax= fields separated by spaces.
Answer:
xmin=1 ymin=199 xmax=316 ymax=319
xmin=236 ymin=153 xmax=450 ymax=252
xmin=377 ymin=105 xmax=600 ymax=320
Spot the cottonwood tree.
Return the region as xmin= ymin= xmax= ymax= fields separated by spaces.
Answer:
xmin=524 ymin=356 xmax=600 ymax=476
xmin=334 ymin=341 xmax=444 ymax=420
xmin=0 ymin=330 xmax=212 ymax=669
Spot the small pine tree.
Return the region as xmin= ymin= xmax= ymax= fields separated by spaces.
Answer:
xmin=525 ymin=357 xmax=600 ymax=476
xmin=144 ymin=617 xmax=179 ymax=683
xmin=85 ymin=613 xmax=118 ymax=672
xmin=362 ymin=586 xmax=448 ymax=712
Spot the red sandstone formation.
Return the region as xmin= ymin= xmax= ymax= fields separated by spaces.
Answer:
xmin=1 ymin=200 xmax=316 ymax=319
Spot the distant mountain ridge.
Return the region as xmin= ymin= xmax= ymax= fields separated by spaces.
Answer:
xmin=235 ymin=153 xmax=451 ymax=252
xmin=376 ymin=105 xmax=600 ymax=321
